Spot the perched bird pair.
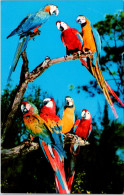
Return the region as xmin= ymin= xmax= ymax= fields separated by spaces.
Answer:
xmin=56 ymin=16 xmax=124 ymax=118
xmin=7 ymin=4 xmax=59 ymax=82
xmin=21 ymin=97 xmax=92 ymax=193
xmin=21 ymin=99 xmax=69 ymax=194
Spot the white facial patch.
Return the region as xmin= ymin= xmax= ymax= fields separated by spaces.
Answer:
xmin=46 ymin=101 xmax=53 ymax=108
xmin=26 ymin=103 xmax=32 ymax=111
xmin=81 ymin=110 xmax=91 ymax=119
xmin=50 ymin=5 xmax=59 ymax=16
xmin=56 ymin=21 xmax=68 ymax=31
xmin=77 ymin=16 xmax=86 ymax=24
xmin=43 ymin=98 xmax=51 ymax=103
xmin=65 ymin=97 xmax=73 ymax=106
xmin=61 ymin=22 xmax=68 ymax=30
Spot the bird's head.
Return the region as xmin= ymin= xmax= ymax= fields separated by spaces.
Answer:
xmin=56 ymin=21 xmax=70 ymax=32
xmin=43 ymin=98 xmax=55 ymax=108
xmin=76 ymin=15 xmax=88 ymax=27
xmin=81 ymin=109 xmax=91 ymax=120
xmin=44 ymin=5 xmax=59 ymax=16
xmin=21 ymin=101 xmax=38 ymax=115
xmin=64 ymin=96 xmax=74 ymax=108
xmin=40 ymin=97 xmax=56 ymax=115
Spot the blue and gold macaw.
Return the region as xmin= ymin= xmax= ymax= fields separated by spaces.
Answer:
xmin=7 ymin=4 xmax=59 ymax=82
xmin=76 ymin=15 xmax=124 ymax=118
xmin=61 ymin=96 xmax=79 ymax=193
xmin=21 ymin=101 xmax=69 ymax=194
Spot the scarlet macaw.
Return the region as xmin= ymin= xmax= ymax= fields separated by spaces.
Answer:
xmin=40 ymin=97 xmax=68 ymax=194
xmin=76 ymin=15 xmax=124 ymax=117
xmin=73 ymin=109 xmax=92 ymax=139
xmin=7 ymin=4 xmax=59 ymax=82
xmin=21 ymin=101 xmax=69 ymax=194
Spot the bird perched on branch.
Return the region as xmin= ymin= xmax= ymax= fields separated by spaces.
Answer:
xmin=61 ymin=96 xmax=75 ymax=134
xmin=73 ymin=109 xmax=92 ymax=140
xmin=21 ymin=101 xmax=69 ymax=194
xmin=40 ymin=97 xmax=68 ymax=194
xmin=56 ymin=20 xmax=124 ymax=118
xmin=61 ymin=96 xmax=77 ymax=193
xmin=7 ymin=4 xmax=59 ymax=82
xmin=76 ymin=15 xmax=124 ymax=118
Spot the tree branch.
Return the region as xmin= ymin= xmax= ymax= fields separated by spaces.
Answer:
xmin=1 ymin=134 xmax=89 ymax=162
xmin=2 ymin=51 xmax=89 ymax=147
xmin=27 ymin=53 xmax=89 ymax=82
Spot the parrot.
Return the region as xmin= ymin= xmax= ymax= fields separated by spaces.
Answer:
xmin=67 ymin=109 xmax=92 ymax=192
xmin=61 ymin=96 xmax=75 ymax=134
xmin=39 ymin=97 xmax=67 ymax=193
xmin=7 ymin=4 xmax=59 ymax=82
xmin=76 ymin=15 xmax=124 ymax=117
xmin=56 ymin=20 xmax=124 ymax=118
xmin=73 ymin=109 xmax=92 ymax=139
xmin=40 ymin=98 xmax=61 ymax=128
xmin=61 ymin=96 xmax=78 ymax=192
xmin=21 ymin=101 xmax=69 ymax=194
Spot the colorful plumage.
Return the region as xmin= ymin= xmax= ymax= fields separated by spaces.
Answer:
xmin=40 ymin=98 xmax=61 ymax=128
xmin=7 ymin=4 xmax=59 ymax=82
xmin=40 ymin=98 xmax=68 ymax=193
xmin=56 ymin=21 xmax=83 ymax=56
xmin=61 ymin=96 xmax=75 ymax=134
xmin=60 ymin=96 xmax=76 ymax=192
xmin=21 ymin=101 xmax=69 ymax=194
xmin=74 ymin=109 xmax=92 ymax=139
xmin=76 ymin=15 xmax=124 ymax=118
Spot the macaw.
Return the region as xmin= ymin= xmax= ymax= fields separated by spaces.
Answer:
xmin=73 ymin=109 xmax=92 ymax=139
xmin=39 ymin=97 xmax=67 ymax=193
xmin=76 ymin=15 xmax=124 ymax=117
xmin=7 ymin=4 xmax=59 ymax=82
xmin=60 ymin=96 xmax=78 ymax=192
xmin=61 ymin=96 xmax=75 ymax=134
xmin=40 ymin=98 xmax=61 ymax=128
xmin=21 ymin=101 xmax=69 ymax=194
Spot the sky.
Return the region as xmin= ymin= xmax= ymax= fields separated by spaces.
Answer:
xmin=1 ymin=0 xmax=124 ymax=124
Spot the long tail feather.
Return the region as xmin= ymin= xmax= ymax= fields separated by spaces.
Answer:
xmin=67 ymin=144 xmax=80 ymax=192
xmin=7 ymin=36 xmax=30 ymax=82
xmin=91 ymin=60 xmax=118 ymax=118
xmin=105 ymin=81 xmax=124 ymax=107
xmin=40 ymin=140 xmax=69 ymax=193
xmin=80 ymin=58 xmax=118 ymax=118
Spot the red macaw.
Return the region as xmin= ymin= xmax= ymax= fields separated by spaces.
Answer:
xmin=21 ymin=101 xmax=69 ymax=194
xmin=76 ymin=15 xmax=124 ymax=117
xmin=7 ymin=5 xmax=59 ymax=82
xmin=39 ymin=97 xmax=68 ymax=194
xmin=73 ymin=109 xmax=92 ymax=139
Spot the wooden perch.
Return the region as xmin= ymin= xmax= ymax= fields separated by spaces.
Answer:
xmin=1 ymin=141 xmax=39 ymax=161
xmin=27 ymin=53 xmax=90 ymax=82
xmin=1 ymin=134 xmax=89 ymax=162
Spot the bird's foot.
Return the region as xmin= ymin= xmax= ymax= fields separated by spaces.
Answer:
xmin=77 ymin=51 xmax=82 ymax=57
xmin=64 ymin=55 xmax=69 ymax=60
xmin=83 ymin=50 xmax=93 ymax=55
xmin=30 ymin=30 xmax=41 ymax=40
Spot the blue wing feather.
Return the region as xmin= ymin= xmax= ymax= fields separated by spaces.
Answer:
xmin=92 ymin=27 xmax=101 ymax=56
